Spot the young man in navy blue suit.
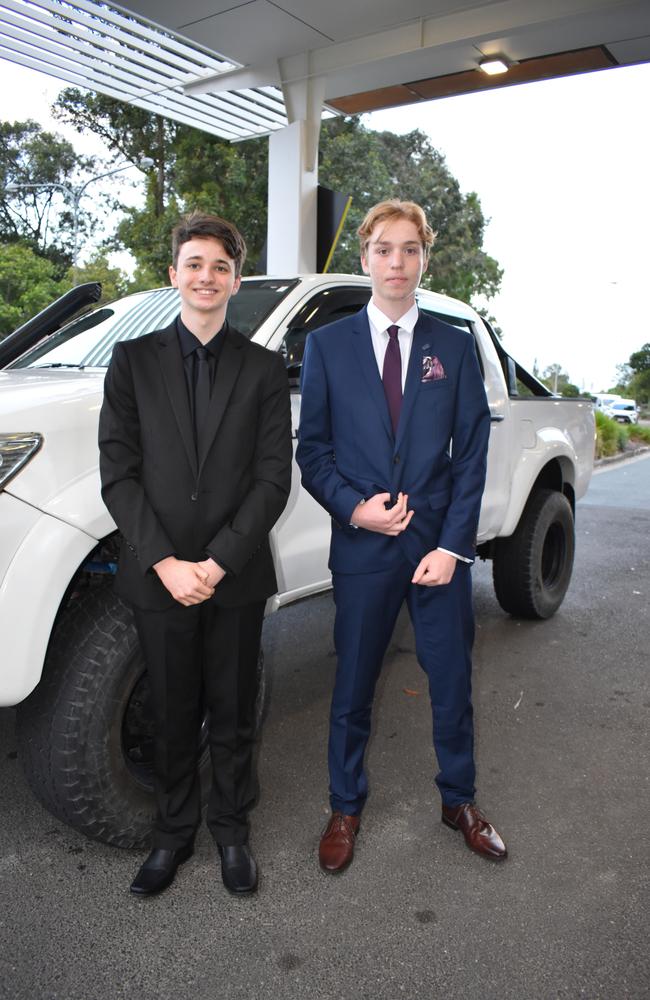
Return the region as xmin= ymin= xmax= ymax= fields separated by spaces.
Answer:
xmin=297 ymin=200 xmax=507 ymax=871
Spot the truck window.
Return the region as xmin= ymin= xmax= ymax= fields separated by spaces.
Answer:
xmin=281 ymin=287 xmax=372 ymax=373
xmin=10 ymin=280 xmax=298 ymax=370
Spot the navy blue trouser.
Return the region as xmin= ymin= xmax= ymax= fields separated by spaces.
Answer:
xmin=329 ymin=559 xmax=476 ymax=814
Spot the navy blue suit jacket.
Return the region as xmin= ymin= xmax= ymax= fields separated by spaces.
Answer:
xmin=296 ymin=306 xmax=490 ymax=573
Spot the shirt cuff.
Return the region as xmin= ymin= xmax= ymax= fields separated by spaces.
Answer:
xmin=438 ymin=547 xmax=473 ymax=564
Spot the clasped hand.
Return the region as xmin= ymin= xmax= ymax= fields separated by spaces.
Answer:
xmin=350 ymin=492 xmax=413 ymax=536
xmin=350 ymin=493 xmax=456 ymax=586
xmin=153 ymin=555 xmax=226 ymax=606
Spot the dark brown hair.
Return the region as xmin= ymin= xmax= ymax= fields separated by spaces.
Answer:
xmin=171 ymin=211 xmax=247 ymax=276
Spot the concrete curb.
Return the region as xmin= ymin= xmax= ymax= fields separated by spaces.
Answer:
xmin=594 ymin=444 xmax=650 ymax=467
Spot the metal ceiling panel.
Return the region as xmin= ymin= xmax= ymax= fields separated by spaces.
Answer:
xmin=0 ymin=0 xmax=291 ymax=138
xmin=1 ymin=0 xmax=649 ymax=139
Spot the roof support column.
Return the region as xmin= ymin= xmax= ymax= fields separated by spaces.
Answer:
xmin=267 ymin=57 xmax=325 ymax=273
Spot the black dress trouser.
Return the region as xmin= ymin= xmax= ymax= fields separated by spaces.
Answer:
xmin=133 ymin=598 xmax=266 ymax=850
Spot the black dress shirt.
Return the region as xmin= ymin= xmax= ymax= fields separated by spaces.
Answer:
xmin=177 ymin=316 xmax=227 ymax=434
xmin=175 ymin=316 xmax=232 ymax=575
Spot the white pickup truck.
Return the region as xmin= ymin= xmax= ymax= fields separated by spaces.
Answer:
xmin=0 ymin=275 xmax=594 ymax=847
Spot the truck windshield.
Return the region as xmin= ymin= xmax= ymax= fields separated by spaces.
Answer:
xmin=9 ymin=279 xmax=298 ymax=370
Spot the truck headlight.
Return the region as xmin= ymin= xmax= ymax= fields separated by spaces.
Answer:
xmin=0 ymin=434 xmax=43 ymax=491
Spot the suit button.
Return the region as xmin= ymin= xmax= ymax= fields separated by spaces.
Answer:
xmin=393 ymin=454 xmax=401 ymax=464
xmin=191 ymin=492 xmax=198 ymax=501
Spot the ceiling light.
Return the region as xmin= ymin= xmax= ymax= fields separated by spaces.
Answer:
xmin=479 ymin=57 xmax=510 ymax=76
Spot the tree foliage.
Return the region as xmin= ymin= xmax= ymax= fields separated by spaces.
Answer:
xmin=0 ymin=242 xmax=67 ymax=337
xmin=0 ymin=120 xmax=96 ymax=274
xmin=609 ymin=345 xmax=650 ymax=404
xmin=629 ymin=343 xmax=650 ymax=374
xmin=53 ymin=91 xmax=502 ymax=302
xmin=319 ymin=118 xmax=502 ymax=300
xmin=54 ymin=89 xmax=267 ymax=284
xmin=72 ymin=251 xmax=130 ymax=304
xmin=628 ymin=343 xmax=650 ymax=404
xmin=540 ymin=363 xmax=587 ymax=397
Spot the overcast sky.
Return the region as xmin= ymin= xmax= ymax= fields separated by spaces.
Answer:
xmin=1 ymin=58 xmax=648 ymax=391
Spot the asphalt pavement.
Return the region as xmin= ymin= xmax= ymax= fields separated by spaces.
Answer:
xmin=1 ymin=456 xmax=648 ymax=1000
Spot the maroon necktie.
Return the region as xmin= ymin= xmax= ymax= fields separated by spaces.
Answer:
xmin=382 ymin=325 xmax=402 ymax=434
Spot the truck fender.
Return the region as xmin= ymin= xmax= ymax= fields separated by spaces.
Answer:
xmin=498 ymin=431 xmax=577 ymax=539
xmin=0 ymin=513 xmax=98 ymax=706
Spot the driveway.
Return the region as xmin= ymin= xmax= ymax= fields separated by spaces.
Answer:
xmin=1 ymin=457 xmax=648 ymax=1000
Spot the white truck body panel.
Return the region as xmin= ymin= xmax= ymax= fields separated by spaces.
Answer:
xmin=0 ymin=498 xmax=96 ymax=704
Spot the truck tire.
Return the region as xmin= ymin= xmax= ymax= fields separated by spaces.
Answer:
xmin=492 ymin=488 xmax=575 ymax=619
xmin=16 ymin=585 xmax=267 ymax=848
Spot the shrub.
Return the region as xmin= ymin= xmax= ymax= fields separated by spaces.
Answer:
xmin=629 ymin=424 xmax=650 ymax=445
xmin=595 ymin=409 xmax=627 ymax=457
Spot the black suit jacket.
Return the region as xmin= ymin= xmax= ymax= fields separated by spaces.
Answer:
xmin=98 ymin=320 xmax=292 ymax=611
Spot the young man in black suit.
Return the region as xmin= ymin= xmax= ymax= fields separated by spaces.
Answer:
xmin=99 ymin=212 xmax=292 ymax=896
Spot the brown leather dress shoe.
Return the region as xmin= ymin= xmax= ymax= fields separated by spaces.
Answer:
xmin=319 ymin=812 xmax=360 ymax=873
xmin=442 ymin=803 xmax=507 ymax=860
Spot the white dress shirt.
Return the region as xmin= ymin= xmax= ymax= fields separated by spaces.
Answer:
xmin=363 ymin=298 xmax=471 ymax=565
xmin=366 ymin=299 xmax=419 ymax=391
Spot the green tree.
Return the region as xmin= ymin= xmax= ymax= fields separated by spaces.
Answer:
xmin=53 ymin=93 xmax=502 ymax=302
xmin=0 ymin=120 xmax=97 ymax=274
xmin=629 ymin=343 xmax=650 ymax=374
xmin=0 ymin=242 xmax=67 ymax=337
xmin=539 ymin=366 xmax=586 ymax=397
xmin=71 ymin=251 xmax=130 ymax=304
xmin=627 ymin=343 xmax=650 ymax=404
xmin=608 ymin=362 xmax=633 ymax=395
xmin=319 ymin=118 xmax=502 ymax=301
xmin=541 ymin=363 xmax=567 ymax=393
xmin=54 ymin=89 xmax=268 ymax=283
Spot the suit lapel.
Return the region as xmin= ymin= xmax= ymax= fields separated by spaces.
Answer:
xmin=351 ymin=309 xmax=393 ymax=443
xmin=157 ymin=323 xmax=197 ymax=477
xmin=197 ymin=326 xmax=245 ymax=474
xmin=395 ymin=312 xmax=431 ymax=450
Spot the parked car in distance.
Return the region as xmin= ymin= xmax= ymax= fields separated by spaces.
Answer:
xmin=591 ymin=393 xmax=621 ymax=411
xmin=604 ymin=399 xmax=638 ymax=424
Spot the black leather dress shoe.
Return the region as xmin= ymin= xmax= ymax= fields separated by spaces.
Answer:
xmin=218 ymin=844 xmax=258 ymax=895
xmin=129 ymin=844 xmax=194 ymax=896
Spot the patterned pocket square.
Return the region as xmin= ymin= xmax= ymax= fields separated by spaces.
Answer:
xmin=421 ymin=355 xmax=446 ymax=382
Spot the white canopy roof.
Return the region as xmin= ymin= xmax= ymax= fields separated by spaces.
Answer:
xmin=1 ymin=0 xmax=649 ymax=138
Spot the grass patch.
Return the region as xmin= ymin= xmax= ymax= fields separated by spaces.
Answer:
xmin=629 ymin=424 xmax=650 ymax=444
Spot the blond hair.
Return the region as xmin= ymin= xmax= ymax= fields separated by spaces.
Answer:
xmin=358 ymin=199 xmax=436 ymax=257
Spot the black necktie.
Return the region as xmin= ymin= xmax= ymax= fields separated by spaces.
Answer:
xmin=382 ymin=325 xmax=402 ymax=434
xmin=194 ymin=346 xmax=211 ymax=445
